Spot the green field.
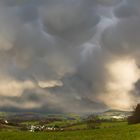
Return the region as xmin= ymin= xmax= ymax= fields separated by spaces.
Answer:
xmin=1 ymin=122 xmax=140 ymax=140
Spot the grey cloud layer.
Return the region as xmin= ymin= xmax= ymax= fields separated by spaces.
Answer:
xmin=0 ymin=0 xmax=140 ymax=114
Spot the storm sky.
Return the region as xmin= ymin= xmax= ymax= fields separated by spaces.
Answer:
xmin=0 ymin=0 xmax=140 ymax=114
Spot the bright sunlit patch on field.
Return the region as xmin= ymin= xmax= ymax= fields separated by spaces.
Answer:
xmin=101 ymin=58 xmax=140 ymax=110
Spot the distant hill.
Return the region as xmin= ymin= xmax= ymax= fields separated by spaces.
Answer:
xmin=6 ymin=112 xmax=45 ymax=122
xmin=98 ymin=109 xmax=132 ymax=119
xmin=0 ymin=109 xmax=132 ymax=122
xmin=0 ymin=111 xmax=81 ymax=123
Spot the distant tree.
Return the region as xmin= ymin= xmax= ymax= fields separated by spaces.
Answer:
xmin=53 ymin=124 xmax=60 ymax=129
xmin=86 ymin=114 xmax=101 ymax=129
xmin=128 ymin=104 xmax=140 ymax=124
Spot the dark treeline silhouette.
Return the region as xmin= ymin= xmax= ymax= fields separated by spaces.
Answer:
xmin=128 ymin=104 xmax=140 ymax=124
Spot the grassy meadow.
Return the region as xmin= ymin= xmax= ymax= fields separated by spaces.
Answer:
xmin=1 ymin=122 xmax=140 ymax=140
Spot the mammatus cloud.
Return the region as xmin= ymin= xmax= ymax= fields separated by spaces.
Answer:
xmin=0 ymin=0 xmax=140 ymax=114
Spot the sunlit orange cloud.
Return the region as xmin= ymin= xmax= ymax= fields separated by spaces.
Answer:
xmin=0 ymin=80 xmax=35 ymax=97
xmin=99 ymin=58 xmax=140 ymax=110
xmin=38 ymin=80 xmax=63 ymax=88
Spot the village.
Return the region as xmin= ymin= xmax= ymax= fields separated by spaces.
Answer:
xmin=0 ymin=118 xmax=65 ymax=132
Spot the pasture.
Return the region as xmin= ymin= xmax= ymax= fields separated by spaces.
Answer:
xmin=0 ymin=122 xmax=140 ymax=140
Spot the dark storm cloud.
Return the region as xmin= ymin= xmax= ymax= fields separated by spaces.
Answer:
xmin=1 ymin=0 xmax=140 ymax=114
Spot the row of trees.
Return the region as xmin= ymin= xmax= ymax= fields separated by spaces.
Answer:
xmin=86 ymin=115 xmax=101 ymax=129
